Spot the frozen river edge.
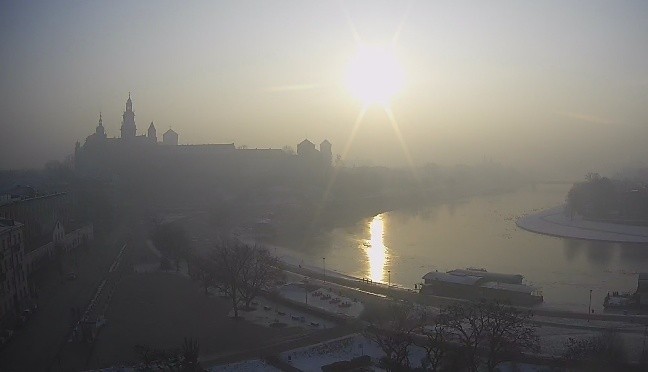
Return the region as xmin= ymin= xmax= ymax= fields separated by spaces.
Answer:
xmin=516 ymin=206 xmax=648 ymax=243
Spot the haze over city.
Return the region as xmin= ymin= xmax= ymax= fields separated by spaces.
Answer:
xmin=2 ymin=1 xmax=648 ymax=174
xmin=2 ymin=2 xmax=648 ymax=371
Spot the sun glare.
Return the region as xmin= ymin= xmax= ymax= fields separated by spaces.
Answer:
xmin=364 ymin=214 xmax=389 ymax=282
xmin=345 ymin=45 xmax=405 ymax=106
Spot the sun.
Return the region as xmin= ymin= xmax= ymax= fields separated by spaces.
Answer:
xmin=345 ymin=44 xmax=405 ymax=106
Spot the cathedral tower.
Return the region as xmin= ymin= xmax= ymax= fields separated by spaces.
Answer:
xmin=148 ymin=121 xmax=157 ymax=142
xmin=320 ymin=139 xmax=332 ymax=166
xmin=95 ymin=112 xmax=106 ymax=139
xmin=120 ymin=93 xmax=136 ymax=139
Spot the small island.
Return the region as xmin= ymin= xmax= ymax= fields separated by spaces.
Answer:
xmin=517 ymin=173 xmax=648 ymax=243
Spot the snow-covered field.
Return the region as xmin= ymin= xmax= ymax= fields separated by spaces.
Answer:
xmin=209 ymin=359 xmax=281 ymax=371
xmin=495 ymin=362 xmax=556 ymax=372
xmin=278 ymin=283 xmax=365 ymax=318
xmin=280 ymin=333 xmax=426 ymax=372
xmin=517 ymin=206 xmax=648 ymax=243
xmin=227 ymin=294 xmax=335 ymax=330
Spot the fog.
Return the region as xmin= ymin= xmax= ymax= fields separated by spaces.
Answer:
xmin=5 ymin=3 xmax=648 ymax=370
xmin=2 ymin=1 xmax=648 ymax=175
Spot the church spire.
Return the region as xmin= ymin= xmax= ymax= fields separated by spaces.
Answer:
xmin=121 ymin=92 xmax=136 ymax=139
xmin=95 ymin=111 xmax=106 ymax=138
xmin=148 ymin=121 xmax=157 ymax=143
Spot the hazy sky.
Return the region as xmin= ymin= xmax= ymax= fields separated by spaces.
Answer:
xmin=1 ymin=1 xmax=648 ymax=175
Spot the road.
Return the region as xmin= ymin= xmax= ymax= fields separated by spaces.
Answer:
xmin=0 ymin=223 xmax=129 ymax=372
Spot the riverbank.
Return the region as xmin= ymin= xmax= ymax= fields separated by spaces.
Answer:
xmin=516 ymin=206 xmax=648 ymax=243
xmin=272 ymin=248 xmax=648 ymax=325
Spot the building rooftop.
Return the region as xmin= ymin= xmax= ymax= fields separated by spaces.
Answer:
xmin=422 ymin=271 xmax=482 ymax=285
xmin=480 ymin=282 xmax=538 ymax=294
xmin=447 ymin=269 xmax=524 ymax=284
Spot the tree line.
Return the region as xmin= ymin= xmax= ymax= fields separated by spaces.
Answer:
xmin=566 ymin=172 xmax=648 ymax=221
xmin=365 ymin=301 xmax=539 ymax=372
xmin=151 ymin=223 xmax=281 ymax=319
xmin=365 ymin=300 xmax=637 ymax=371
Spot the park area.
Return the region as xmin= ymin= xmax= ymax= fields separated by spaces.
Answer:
xmin=84 ymin=265 xmax=304 ymax=369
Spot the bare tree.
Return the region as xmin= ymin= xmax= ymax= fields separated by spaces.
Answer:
xmin=151 ymin=223 xmax=190 ymax=272
xmin=188 ymin=255 xmax=214 ymax=296
xmin=438 ymin=302 xmax=487 ymax=372
xmin=481 ymin=302 xmax=539 ymax=372
xmin=364 ymin=303 xmax=422 ymax=371
xmin=134 ymin=337 xmax=202 ymax=372
xmin=421 ymin=321 xmax=450 ymax=372
xmin=281 ymin=145 xmax=295 ymax=155
xmin=134 ymin=344 xmax=179 ymax=371
xmin=180 ymin=337 xmax=201 ymax=372
xmin=438 ymin=301 xmax=538 ymax=372
xmin=562 ymin=330 xmax=627 ymax=371
xmin=211 ymin=239 xmax=252 ymax=318
xmin=238 ymin=245 xmax=280 ymax=309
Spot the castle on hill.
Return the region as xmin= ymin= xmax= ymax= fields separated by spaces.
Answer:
xmin=74 ymin=94 xmax=332 ymax=177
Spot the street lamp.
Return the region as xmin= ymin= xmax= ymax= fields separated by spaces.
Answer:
xmin=642 ymin=324 xmax=647 ymax=363
xmin=322 ymin=257 xmax=326 ymax=280
xmin=388 ymin=270 xmax=391 ymax=288
xmin=588 ymin=289 xmax=592 ymax=322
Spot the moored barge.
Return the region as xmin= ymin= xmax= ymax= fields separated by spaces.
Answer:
xmin=420 ymin=268 xmax=543 ymax=306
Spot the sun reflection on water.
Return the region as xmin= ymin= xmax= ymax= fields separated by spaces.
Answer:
xmin=364 ymin=214 xmax=389 ymax=282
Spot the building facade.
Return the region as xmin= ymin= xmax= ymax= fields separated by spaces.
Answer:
xmin=0 ymin=219 xmax=30 ymax=326
xmin=0 ymin=192 xmax=70 ymax=253
xmin=75 ymin=94 xmax=333 ymax=177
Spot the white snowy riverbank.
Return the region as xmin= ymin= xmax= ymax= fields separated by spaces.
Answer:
xmin=516 ymin=206 xmax=648 ymax=243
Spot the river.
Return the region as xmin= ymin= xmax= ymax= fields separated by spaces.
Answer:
xmin=282 ymin=183 xmax=648 ymax=312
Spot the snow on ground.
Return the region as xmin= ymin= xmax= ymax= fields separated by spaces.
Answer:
xmin=226 ymin=294 xmax=335 ymax=330
xmin=240 ymin=237 xmax=367 ymax=283
xmin=516 ymin=206 xmax=648 ymax=243
xmin=278 ymin=283 xmax=365 ymax=318
xmin=536 ymin=323 xmax=646 ymax=362
xmin=280 ymin=333 xmax=426 ymax=372
xmin=209 ymin=359 xmax=281 ymax=372
xmin=495 ymin=362 xmax=555 ymax=372
xmin=534 ymin=315 xmax=647 ymax=332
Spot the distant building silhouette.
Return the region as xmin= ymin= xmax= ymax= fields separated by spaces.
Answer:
xmin=96 ymin=113 xmax=106 ymax=140
xmin=74 ymin=94 xmax=332 ymax=176
xmin=163 ymin=128 xmax=178 ymax=146
xmin=147 ymin=122 xmax=157 ymax=143
xmin=120 ymin=92 xmax=136 ymax=139
xmin=320 ymin=139 xmax=332 ymax=166
xmin=297 ymin=139 xmax=316 ymax=157
xmin=297 ymin=139 xmax=332 ymax=166
xmin=0 ymin=219 xmax=29 ymax=326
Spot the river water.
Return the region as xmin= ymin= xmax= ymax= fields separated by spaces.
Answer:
xmin=286 ymin=183 xmax=648 ymax=312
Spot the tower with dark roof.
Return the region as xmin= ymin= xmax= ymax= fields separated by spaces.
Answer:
xmin=120 ymin=93 xmax=136 ymax=139
xmin=148 ymin=121 xmax=157 ymax=143
xmin=95 ymin=112 xmax=106 ymax=140
xmin=163 ymin=128 xmax=178 ymax=146
xmin=320 ymin=139 xmax=332 ymax=166
xmin=297 ymin=139 xmax=316 ymax=157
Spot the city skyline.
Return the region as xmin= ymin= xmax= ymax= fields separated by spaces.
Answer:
xmin=2 ymin=1 xmax=648 ymax=176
